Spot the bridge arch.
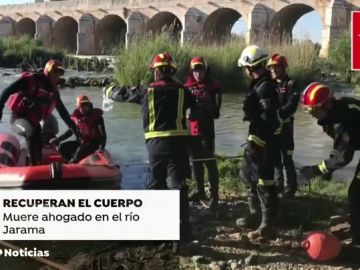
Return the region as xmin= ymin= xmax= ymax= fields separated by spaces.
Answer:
xmin=269 ymin=4 xmax=322 ymax=42
xmin=0 ymin=17 xmax=15 ymax=36
xmin=146 ymin=11 xmax=182 ymax=41
xmin=203 ymin=8 xmax=242 ymax=43
xmin=96 ymin=14 xmax=126 ymax=54
xmin=52 ymin=16 xmax=78 ymax=53
xmin=15 ymin=17 xmax=35 ymax=37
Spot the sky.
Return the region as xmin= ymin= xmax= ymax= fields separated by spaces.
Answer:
xmin=231 ymin=11 xmax=323 ymax=44
xmin=0 ymin=0 xmax=323 ymax=44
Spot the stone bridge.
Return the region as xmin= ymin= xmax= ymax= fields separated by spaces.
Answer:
xmin=0 ymin=0 xmax=359 ymax=57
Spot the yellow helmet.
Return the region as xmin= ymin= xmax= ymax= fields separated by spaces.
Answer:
xmin=238 ymin=45 xmax=269 ymax=67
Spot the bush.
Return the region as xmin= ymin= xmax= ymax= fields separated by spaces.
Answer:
xmin=114 ymin=33 xmax=319 ymax=91
xmin=328 ymin=31 xmax=360 ymax=87
xmin=328 ymin=32 xmax=351 ymax=79
xmin=0 ymin=36 xmax=64 ymax=68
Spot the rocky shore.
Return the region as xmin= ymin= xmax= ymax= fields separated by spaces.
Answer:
xmin=51 ymin=192 xmax=360 ymax=270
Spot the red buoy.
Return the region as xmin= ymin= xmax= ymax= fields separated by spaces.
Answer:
xmin=302 ymin=231 xmax=342 ymax=261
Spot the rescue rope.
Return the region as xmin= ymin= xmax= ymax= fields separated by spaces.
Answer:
xmin=118 ymin=143 xmax=247 ymax=166
xmin=190 ymin=155 xmax=244 ymax=163
xmin=0 ymin=240 xmax=70 ymax=270
xmin=118 ymin=154 xmax=244 ymax=166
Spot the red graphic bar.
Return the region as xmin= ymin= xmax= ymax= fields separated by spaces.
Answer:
xmin=352 ymin=11 xmax=360 ymax=70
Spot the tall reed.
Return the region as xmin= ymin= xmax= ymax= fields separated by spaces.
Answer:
xmin=114 ymin=33 xmax=319 ymax=91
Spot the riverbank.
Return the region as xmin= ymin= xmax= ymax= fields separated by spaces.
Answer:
xmin=56 ymin=157 xmax=358 ymax=270
xmin=58 ymin=189 xmax=356 ymax=270
xmin=2 ymin=33 xmax=358 ymax=93
xmin=0 ymin=36 xmax=63 ymax=70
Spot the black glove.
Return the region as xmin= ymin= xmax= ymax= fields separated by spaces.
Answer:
xmin=72 ymin=128 xmax=81 ymax=142
xmin=300 ymin=166 xmax=320 ymax=180
xmin=322 ymin=172 xmax=332 ymax=181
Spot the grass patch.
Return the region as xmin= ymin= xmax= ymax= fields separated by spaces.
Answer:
xmin=189 ymin=154 xmax=348 ymax=201
xmin=114 ymin=33 xmax=319 ymax=91
xmin=217 ymin=155 xmax=245 ymax=196
xmin=0 ymin=35 xmax=64 ymax=68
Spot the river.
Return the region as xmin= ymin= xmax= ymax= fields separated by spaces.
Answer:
xmin=0 ymin=69 xmax=358 ymax=269
xmin=0 ymin=69 xmax=358 ymax=186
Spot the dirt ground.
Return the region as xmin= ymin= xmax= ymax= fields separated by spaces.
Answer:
xmin=53 ymin=194 xmax=360 ymax=270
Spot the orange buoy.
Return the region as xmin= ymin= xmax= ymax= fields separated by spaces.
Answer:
xmin=302 ymin=231 xmax=342 ymax=261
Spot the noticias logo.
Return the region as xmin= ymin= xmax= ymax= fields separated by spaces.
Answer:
xmin=0 ymin=247 xmax=49 ymax=257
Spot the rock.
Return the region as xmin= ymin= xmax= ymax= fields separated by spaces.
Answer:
xmin=214 ymin=234 xmax=228 ymax=241
xmin=192 ymin=255 xmax=208 ymax=265
xmin=192 ymin=255 xmax=202 ymax=263
xmin=230 ymin=262 xmax=239 ymax=270
xmin=330 ymin=222 xmax=351 ymax=238
xmin=113 ymin=251 xmax=126 ymax=260
xmin=291 ymin=241 xmax=301 ymax=249
xmin=208 ymin=261 xmax=221 ymax=270
xmin=216 ymin=226 xmax=235 ymax=234
xmin=244 ymin=252 xmax=259 ymax=265
xmin=330 ymin=215 xmax=350 ymax=225
xmin=65 ymin=76 xmax=113 ymax=88
xmin=217 ymin=260 xmax=227 ymax=268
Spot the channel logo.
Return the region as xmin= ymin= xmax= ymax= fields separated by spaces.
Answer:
xmin=0 ymin=247 xmax=49 ymax=257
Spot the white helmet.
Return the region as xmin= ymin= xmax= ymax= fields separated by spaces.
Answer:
xmin=238 ymin=45 xmax=269 ymax=67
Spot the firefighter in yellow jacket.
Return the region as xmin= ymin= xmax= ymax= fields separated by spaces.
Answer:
xmin=142 ymin=52 xmax=198 ymax=244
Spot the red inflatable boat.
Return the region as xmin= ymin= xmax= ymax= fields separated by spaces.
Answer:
xmin=0 ymin=133 xmax=121 ymax=189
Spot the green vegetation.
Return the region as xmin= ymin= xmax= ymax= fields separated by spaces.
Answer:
xmin=0 ymin=36 xmax=64 ymax=68
xmin=190 ymin=155 xmax=349 ymax=201
xmin=328 ymin=31 xmax=360 ymax=91
xmin=114 ymin=33 xmax=319 ymax=91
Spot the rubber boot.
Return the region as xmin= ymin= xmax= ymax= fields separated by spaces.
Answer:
xmin=209 ymin=196 xmax=219 ymax=212
xmin=236 ymin=195 xmax=261 ymax=229
xmin=274 ymin=167 xmax=285 ymax=194
xmin=209 ymin=180 xmax=219 ymax=212
xmin=247 ymin=210 xmax=277 ymax=240
xmin=283 ymin=155 xmax=297 ymax=198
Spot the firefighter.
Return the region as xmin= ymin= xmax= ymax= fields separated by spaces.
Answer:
xmin=267 ymin=54 xmax=300 ymax=198
xmin=236 ymin=45 xmax=280 ymax=240
xmin=185 ymin=56 xmax=222 ymax=211
xmin=51 ymin=95 xmax=106 ymax=163
xmin=142 ymin=52 xmax=198 ymax=245
xmin=0 ymin=60 xmax=79 ymax=165
xmin=300 ymin=82 xmax=360 ymax=246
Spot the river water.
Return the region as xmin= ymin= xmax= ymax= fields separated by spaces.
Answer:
xmin=0 ymin=69 xmax=358 ymax=186
xmin=0 ymin=69 xmax=358 ymax=269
